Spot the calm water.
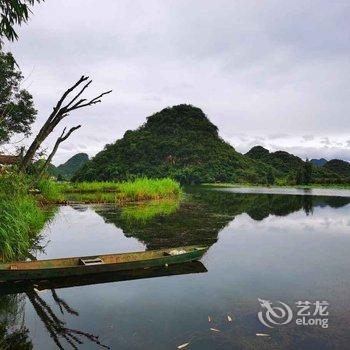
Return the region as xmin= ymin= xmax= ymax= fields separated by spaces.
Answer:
xmin=1 ymin=187 xmax=350 ymax=349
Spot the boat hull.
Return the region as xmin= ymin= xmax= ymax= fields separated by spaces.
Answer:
xmin=0 ymin=246 xmax=207 ymax=282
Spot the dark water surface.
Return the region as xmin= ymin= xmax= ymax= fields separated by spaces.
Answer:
xmin=1 ymin=187 xmax=350 ymax=349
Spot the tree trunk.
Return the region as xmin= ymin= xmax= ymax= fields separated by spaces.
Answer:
xmin=19 ymin=76 xmax=111 ymax=172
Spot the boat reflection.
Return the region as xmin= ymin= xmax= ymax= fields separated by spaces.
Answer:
xmin=0 ymin=262 xmax=207 ymax=349
xmin=0 ymin=261 xmax=207 ymax=295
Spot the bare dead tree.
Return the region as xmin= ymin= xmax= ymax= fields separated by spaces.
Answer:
xmin=39 ymin=125 xmax=81 ymax=178
xmin=19 ymin=76 xmax=112 ymax=172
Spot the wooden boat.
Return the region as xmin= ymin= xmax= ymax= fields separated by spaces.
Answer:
xmin=0 ymin=261 xmax=207 ymax=295
xmin=0 ymin=245 xmax=208 ymax=282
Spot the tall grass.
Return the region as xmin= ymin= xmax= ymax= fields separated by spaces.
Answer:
xmin=37 ymin=178 xmax=63 ymax=202
xmin=58 ymin=178 xmax=181 ymax=203
xmin=116 ymin=178 xmax=181 ymax=202
xmin=58 ymin=181 xmax=121 ymax=193
xmin=0 ymin=173 xmax=51 ymax=262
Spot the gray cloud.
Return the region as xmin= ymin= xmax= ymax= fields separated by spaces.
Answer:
xmin=303 ymin=135 xmax=314 ymax=141
xmin=267 ymin=133 xmax=290 ymax=140
xmin=2 ymin=0 xmax=350 ymax=164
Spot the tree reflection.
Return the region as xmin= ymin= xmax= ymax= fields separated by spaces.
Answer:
xmin=0 ymin=294 xmax=33 ymax=349
xmin=0 ymin=289 xmax=110 ymax=350
xmin=0 ymin=262 xmax=206 ymax=349
xmin=94 ymin=190 xmax=350 ymax=249
xmin=27 ymin=289 xmax=110 ymax=350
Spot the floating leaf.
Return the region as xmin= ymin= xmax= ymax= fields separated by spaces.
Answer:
xmin=177 ymin=342 xmax=190 ymax=349
xmin=210 ymin=328 xmax=220 ymax=332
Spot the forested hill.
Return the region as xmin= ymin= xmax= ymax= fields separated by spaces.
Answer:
xmin=73 ymin=105 xmax=270 ymax=184
xmin=73 ymin=104 xmax=349 ymax=185
xmin=245 ymin=146 xmax=342 ymax=184
xmin=51 ymin=153 xmax=89 ymax=180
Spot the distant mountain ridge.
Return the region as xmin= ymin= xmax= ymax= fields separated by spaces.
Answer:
xmin=72 ymin=104 xmax=350 ymax=185
xmin=311 ymin=158 xmax=327 ymax=166
xmin=324 ymin=159 xmax=350 ymax=178
xmin=51 ymin=153 xmax=89 ymax=180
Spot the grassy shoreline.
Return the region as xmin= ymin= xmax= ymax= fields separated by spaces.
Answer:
xmin=0 ymin=175 xmax=181 ymax=261
xmin=0 ymin=173 xmax=55 ymax=262
xmin=40 ymin=178 xmax=182 ymax=204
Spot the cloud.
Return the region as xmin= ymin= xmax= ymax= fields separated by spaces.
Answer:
xmin=2 ymin=0 xmax=350 ymax=164
xmin=302 ymin=135 xmax=314 ymax=141
xmin=267 ymin=133 xmax=290 ymax=140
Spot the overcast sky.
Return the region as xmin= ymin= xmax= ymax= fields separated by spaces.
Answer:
xmin=3 ymin=0 xmax=350 ymax=164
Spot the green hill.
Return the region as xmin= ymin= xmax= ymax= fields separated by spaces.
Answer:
xmin=73 ymin=105 xmax=348 ymax=185
xmin=73 ymin=105 xmax=270 ymax=184
xmin=246 ymin=146 xmax=342 ymax=184
xmin=246 ymin=146 xmax=304 ymax=177
xmin=53 ymin=153 xmax=89 ymax=180
xmin=324 ymin=159 xmax=350 ymax=178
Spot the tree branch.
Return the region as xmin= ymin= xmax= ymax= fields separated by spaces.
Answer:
xmin=19 ymin=75 xmax=111 ymax=172
xmin=39 ymin=125 xmax=81 ymax=178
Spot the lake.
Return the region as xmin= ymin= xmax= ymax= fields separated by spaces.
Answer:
xmin=1 ymin=187 xmax=350 ymax=349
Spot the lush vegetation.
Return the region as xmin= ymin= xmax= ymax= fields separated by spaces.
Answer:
xmin=73 ymin=105 xmax=272 ymax=184
xmin=324 ymin=159 xmax=350 ymax=178
xmin=0 ymin=173 xmax=52 ymax=262
xmin=0 ymin=51 xmax=36 ymax=144
xmin=0 ymin=174 xmax=180 ymax=261
xmin=0 ymin=0 xmax=42 ymax=44
xmin=246 ymin=145 xmax=347 ymax=185
xmin=73 ymin=105 xmax=350 ymax=186
xmin=49 ymin=153 xmax=89 ymax=180
xmin=58 ymin=178 xmax=181 ymax=203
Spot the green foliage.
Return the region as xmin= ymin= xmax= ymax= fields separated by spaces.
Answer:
xmin=304 ymin=159 xmax=313 ymax=185
xmin=73 ymin=105 xmax=270 ymax=184
xmin=36 ymin=178 xmax=63 ymax=202
xmin=324 ymin=159 xmax=350 ymax=178
xmin=49 ymin=153 xmax=89 ymax=180
xmin=0 ymin=0 xmax=43 ymax=44
xmin=246 ymin=146 xmax=304 ymax=178
xmin=0 ymin=50 xmax=36 ymax=144
xmin=266 ymin=170 xmax=275 ymax=185
xmin=0 ymin=173 xmax=48 ymax=261
xmin=58 ymin=178 xmax=181 ymax=203
xmin=116 ymin=178 xmax=181 ymax=202
xmin=295 ymin=160 xmax=313 ymax=185
xmin=247 ymin=145 xmax=346 ymax=185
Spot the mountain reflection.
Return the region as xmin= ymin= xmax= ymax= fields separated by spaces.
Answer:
xmin=94 ymin=189 xmax=350 ymax=249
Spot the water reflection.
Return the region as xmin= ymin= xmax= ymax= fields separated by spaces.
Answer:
xmin=94 ymin=189 xmax=350 ymax=249
xmin=1 ymin=188 xmax=350 ymax=349
xmin=0 ymin=294 xmax=32 ymax=348
xmin=27 ymin=289 xmax=110 ymax=349
xmin=0 ymin=262 xmax=207 ymax=295
xmin=0 ymin=262 xmax=207 ymax=349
